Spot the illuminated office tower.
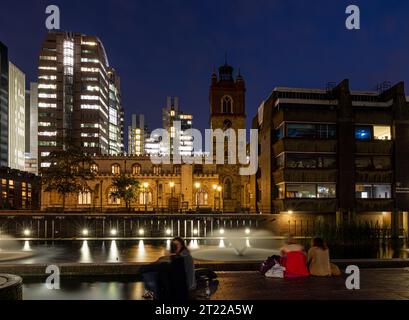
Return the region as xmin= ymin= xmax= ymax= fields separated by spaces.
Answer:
xmin=107 ymin=68 xmax=124 ymax=155
xmin=0 ymin=42 xmax=8 ymax=168
xmin=25 ymin=82 xmax=38 ymax=174
xmin=162 ymin=96 xmax=194 ymax=156
xmin=8 ymin=62 xmax=26 ymax=171
xmin=37 ymin=32 xmax=123 ymax=169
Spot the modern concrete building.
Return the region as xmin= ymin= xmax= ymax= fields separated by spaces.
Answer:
xmin=252 ymin=79 xmax=409 ymax=236
xmin=37 ymin=31 xmax=123 ymax=169
xmin=0 ymin=167 xmax=40 ymax=210
xmin=8 ymin=62 xmax=25 ymax=171
xmin=25 ymin=82 xmax=38 ymax=174
xmin=128 ymin=113 xmax=147 ymax=155
xmin=0 ymin=42 xmax=9 ymax=168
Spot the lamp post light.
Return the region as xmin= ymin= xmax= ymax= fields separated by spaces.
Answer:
xmin=194 ymin=182 xmax=201 ymax=212
xmin=143 ymin=182 xmax=149 ymax=213
xmin=212 ymin=184 xmax=218 ymax=212
xmin=169 ymin=181 xmax=175 ymax=214
xmin=217 ymin=186 xmax=222 ymax=213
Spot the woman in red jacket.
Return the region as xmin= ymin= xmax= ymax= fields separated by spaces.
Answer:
xmin=280 ymin=238 xmax=310 ymax=278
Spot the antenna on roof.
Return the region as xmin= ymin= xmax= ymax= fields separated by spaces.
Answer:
xmin=325 ymin=82 xmax=336 ymax=91
xmin=375 ymin=81 xmax=391 ymax=94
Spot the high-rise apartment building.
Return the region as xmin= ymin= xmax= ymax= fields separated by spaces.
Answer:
xmin=37 ymin=32 xmax=123 ymax=168
xmin=25 ymin=82 xmax=38 ymax=174
xmin=0 ymin=42 xmax=8 ymax=168
xmin=8 ymin=62 xmax=25 ymax=171
xmin=128 ymin=113 xmax=147 ymax=155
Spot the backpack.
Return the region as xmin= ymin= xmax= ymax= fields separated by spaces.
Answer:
xmin=260 ymin=255 xmax=281 ymax=275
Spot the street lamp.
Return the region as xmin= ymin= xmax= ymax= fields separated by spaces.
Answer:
xmin=169 ymin=181 xmax=175 ymax=214
xmin=143 ymin=182 xmax=149 ymax=213
xmin=195 ymin=182 xmax=201 ymax=211
xmin=217 ymin=186 xmax=222 ymax=213
xmin=212 ymin=184 xmax=218 ymax=212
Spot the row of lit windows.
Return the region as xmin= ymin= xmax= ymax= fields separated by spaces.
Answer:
xmin=39 ymin=93 xmax=57 ymax=99
xmin=39 ymin=141 xmax=57 ymax=147
xmin=81 ymin=123 xmax=99 ymax=128
xmin=276 ymin=183 xmax=392 ymax=199
xmin=78 ymin=189 xmax=153 ymax=205
xmin=38 ymin=131 xmax=57 ymax=137
xmin=39 ymin=75 xmax=57 ymax=80
xmin=38 ymin=84 xmax=57 ymax=89
xmin=81 ymin=133 xmax=99 ymax=138
xmin=82 ymin=142 xmax=99 ymax=148
xmin=275 ymin=122 xmax=392 ymax=141
xmin=38 ymin=122 xmax=53 ymax=127
xmin=38 ymin=102 xmax=57 ymax=109
xmin=39 ymin=66 xmax=57 ymax=71
xmin=81 ymin=104 xmax=108 ymax=119
xmin=40 ymin=55 xmax=57 ymax=61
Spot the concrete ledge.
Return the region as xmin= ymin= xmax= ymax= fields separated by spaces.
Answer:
xmin=0 ymin=274 xmax=23 ymax=300
xmin=1 ymin=259 xmax=409 ymax=278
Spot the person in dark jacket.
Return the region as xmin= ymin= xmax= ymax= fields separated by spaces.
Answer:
xmin=171 ymin=237 xmax=196 ymax=291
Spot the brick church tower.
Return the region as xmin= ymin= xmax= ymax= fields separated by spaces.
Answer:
xmin=209 ymin=61 xmax=247 ymax=212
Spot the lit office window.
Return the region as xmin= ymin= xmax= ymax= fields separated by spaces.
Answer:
xmin=373 ymin=125 xmax=391 ymax=140
xmin=355 ymin=126 xmax=372 ymax=140
xmin=355 ymin=184 xmax=391 ymax=199
xmin=63 ymin=40 xmax=74 ymax=75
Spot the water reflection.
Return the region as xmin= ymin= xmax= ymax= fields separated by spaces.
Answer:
xmin=1 ymin=238 xmax=407 ymax=266
xmin=136 ymin=240 xmax=145 ymax=260
xmin=80 ymin=240 xmax=92 ymax=263
xmin=189 ymin=239 xmax=199 ymax=250
xmin=23 ymin=240 xmax=32 ymax=251
xmin=108 ymin=240 xmax=120 ymax=263
xmin=23 ymin=280 xmax=144 ymax=300
xmin=218 ymin=239 xmax=225 ymax=248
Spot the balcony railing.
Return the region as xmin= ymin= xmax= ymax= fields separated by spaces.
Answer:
xmin=355 ymin=170 xmax=393 ymax=183
xmin=355 ymin=199 xmax=394 ymax=212
xmin=355 ymin=140 xmax=393 ymax=154
xmin=273 ymin=198 xmax=337 ymax=213
xmin=273 ymin=138 xmax=337 ymax=155
xmin=273 ymin=169 xmax=337 ymax=183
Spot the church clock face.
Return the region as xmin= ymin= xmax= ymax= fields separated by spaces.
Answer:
xmin=223 ymin=119 xmax=232 ymax=129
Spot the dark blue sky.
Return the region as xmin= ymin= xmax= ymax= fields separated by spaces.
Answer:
xmin=1 ymin=0 xmax=409 ymax=134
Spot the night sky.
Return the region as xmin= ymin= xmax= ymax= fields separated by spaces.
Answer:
xmin=1 ymin=0 xmax=409 ymax=139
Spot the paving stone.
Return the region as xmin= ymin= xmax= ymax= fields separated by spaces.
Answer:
xmin=211 ymin=269 xmax=409 ymax=300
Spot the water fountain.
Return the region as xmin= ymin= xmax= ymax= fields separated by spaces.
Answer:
xmin=191 ymin=229 xmax=282 ymax=262
xmin=0 ymin=235 xmax=35 ymax=262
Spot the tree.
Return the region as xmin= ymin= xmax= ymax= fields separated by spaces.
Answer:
xmin=109 ymin=174 xmax=140 ymax=211
xmin=41 ymin=144 xmax=96 ymax=212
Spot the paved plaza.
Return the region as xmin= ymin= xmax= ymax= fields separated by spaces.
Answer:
xmin=211 ymin=269 xmax=409 ymax=300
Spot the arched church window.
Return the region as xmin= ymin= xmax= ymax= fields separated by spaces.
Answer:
xmin=224 ymin=178 xmax=232 ymax=199
xmin=222 ymin=96 xmax=233 ymax=114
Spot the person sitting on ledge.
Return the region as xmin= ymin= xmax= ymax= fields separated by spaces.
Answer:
xmin=171 ymin=237 xmax=196 ymax=293
xmin=141 ymin=237 xmax=195 ymax=300
xmin=307 ymin=237 xmax=332 ymax=277
xmin=280 ymin=237 xmax=309 ymax=278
